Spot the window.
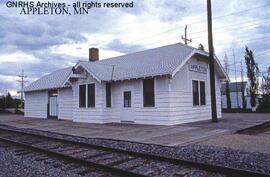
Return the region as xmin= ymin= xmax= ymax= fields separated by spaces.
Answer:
xmin=79 ymin=85 xmax=86 ymax=107
xmin=88 ymin=84 xmax=95 ymax=107
xmin=200 ymin=81 xmax=206 ymax=105
xmin=123 ymin=91 xmax=131 ymax=107
xmin=192 ymin=80 xmax=206 ymax=106
xmin=192 ymin=80 xmax=199 ymax=106
xmin=143 ymin=78 xmax=155 ymax=107
xmin=106 ymin=83 xmax=111 ymax=108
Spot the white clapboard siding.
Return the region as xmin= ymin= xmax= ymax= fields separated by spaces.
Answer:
xmin=58 ymin=87 xmax=73 ymax=120
xmin=70 ymin=56 xmax=222 ymax=125
xmin=103 ymin=78 xmax=171 ymax=125
xmin=24 ymin=91 xmax=48 ymax=118
xmin=72 ymin=74 xmax=106 ymax=123
xmin=215 ymin=73 xmax=222 ymax=118
xmin=167 ymin=57 xmax=222 ymax=124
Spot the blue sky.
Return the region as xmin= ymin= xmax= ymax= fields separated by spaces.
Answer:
xmin=0 ymin=0 xmax=270 ymax=96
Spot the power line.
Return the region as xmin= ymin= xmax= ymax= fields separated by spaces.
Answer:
xmin=211 ymin=4 xmax=270 ymax=20
xmin=126 ymin=4 xmax=270 ymax=45
xmin=192 ymin=20 xmax=270 ymax=40
xmin=142 ymin=32 xmax=270 ymax=55
xmin=225 ymin=46 xmax=270 ymax=58
xmin=188 ymin=15 xmax=270 ymax=37
xmin=133 ymin=18 xmax=270 ymax=50
xmin=255 ymin=50 xmax=270 ymax=57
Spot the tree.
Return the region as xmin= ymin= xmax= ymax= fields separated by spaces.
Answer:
xmin=0 ymin=92 xmax=20 ymax=109
xmin=0 ymin=96 xmax=5 ymax=109
xmin=6 ymin=92 xmax=13 ymax=107
xmin=198 ymin=44 xmax=205 ymax=51
xmin=245 ymin=46 xmax=259 ymax=110
xmin=262 ymin=66 xmax=270 ymax=94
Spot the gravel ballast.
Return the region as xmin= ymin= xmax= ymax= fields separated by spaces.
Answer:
xmin=0 ymin=125 xmax=269 ymax=176
xmin=0 ymin=141 xmax=111 ymax=177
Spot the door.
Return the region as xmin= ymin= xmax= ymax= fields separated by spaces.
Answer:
xmin=49 ymin=96 xmax=58 ymax=117
xmin=48 ymin=90 xmax=58 ymax=118
xmin=121 ymin=90 xmax=134 ymax=122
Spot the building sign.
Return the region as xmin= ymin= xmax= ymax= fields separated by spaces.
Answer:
xmin=189 ymin=63 xmax=207 ymax=74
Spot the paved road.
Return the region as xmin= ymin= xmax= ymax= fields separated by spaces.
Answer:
xmin=0 ymin=113 xmax=269 ymax=146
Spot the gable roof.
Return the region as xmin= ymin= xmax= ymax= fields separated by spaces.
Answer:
xmin=21 ymin=67 xmax=72 ymax=92
xmin=221 ymin=81 xmax=247 ymax=94
xmin=22 ymin=43 xmax=227 ymax=92
xmin=76 ymin=43 xmax=217 ymax=81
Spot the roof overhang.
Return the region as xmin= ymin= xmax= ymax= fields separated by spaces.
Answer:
xmin=62 ymin=62 xmax=102 ymax=87
xmin=20 ymin=85 xmax=71 ymax=93
xmin=172 ymin=50 xmax=229 ymax=81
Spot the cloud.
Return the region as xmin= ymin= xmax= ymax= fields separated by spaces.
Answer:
xmin=106 ymin=39 xmax=144 ymax=53
xmin=0 ymin=74 xmax=21 ymax=96
xmin=0 ymin=52 xmax=40 ymax=64
xmin=120 ymin=0 xmax=187 ymax=22
xmin=0 ymin=15 xmax=88 ymax=51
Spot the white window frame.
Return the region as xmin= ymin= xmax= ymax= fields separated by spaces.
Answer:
xmin=192 ymin=79 xmax=206 ymax=106
xmin=87 ymin=83 xmax=95 ymax=108
xmin=78 ymin=84 xmax=87 ymax=108
xmin=78 ymin=82 xmax=95 ymax=109
xmin=141 ymin=77 xmax=156 ymax=108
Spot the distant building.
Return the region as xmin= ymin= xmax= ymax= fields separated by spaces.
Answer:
xmin=221 ymin=82 xmax=260 ymax=109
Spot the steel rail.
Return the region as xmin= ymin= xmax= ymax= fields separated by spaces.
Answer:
xmin=0 ymin=126 xmax=268 ymax=177
xmin=0 ymin=136 xmax=147 ymax=177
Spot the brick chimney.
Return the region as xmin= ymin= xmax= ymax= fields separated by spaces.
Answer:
xmin=89 ymin=48 xmax=99 ymax=62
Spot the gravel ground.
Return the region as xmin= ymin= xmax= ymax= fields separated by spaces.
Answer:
xmin=1 ymin=125 xmax=269 ymax=176
xmin=0 ymin=141 xmax=111 ymax=177
xmin=199 ymin=134 xmax=270 ymax=154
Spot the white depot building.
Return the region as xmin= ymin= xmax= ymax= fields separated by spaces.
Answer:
xmin=22 ymin=43 xmax=228 ymax=125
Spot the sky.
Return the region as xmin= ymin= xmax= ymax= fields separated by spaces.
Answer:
xmin=0 ymin=0 xmax=270 ymax=96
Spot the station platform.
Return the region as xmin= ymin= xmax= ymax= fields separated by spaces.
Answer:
xmin=0 ymin=113 xmax=269 ymax=146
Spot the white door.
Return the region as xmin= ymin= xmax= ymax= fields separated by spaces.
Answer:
xmin=49 ymin=96 xmax=58 ymax=117
xmin=121 ymin=90 xmax=134 ymax=122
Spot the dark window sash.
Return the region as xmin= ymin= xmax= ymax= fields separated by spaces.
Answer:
xmin=88 ymin=83 xmax=95 ymax=107
xmin=192 ymin=80 xmax=199 ymax=106
xmin=123 ymin=91 xmax=131 ymax=107
xmin=143 ymin=78 xmax=155 ymax=107
xmin=79 ymin=85 xmax=86 ymax=108
xmin=106 ymin=83 xmax=111 ymax=108
xmin=200 ymin=81 xmax=206 ymax=105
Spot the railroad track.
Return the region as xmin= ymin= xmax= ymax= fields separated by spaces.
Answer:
xmin=0 ymin=126 xmax=268 ymax=177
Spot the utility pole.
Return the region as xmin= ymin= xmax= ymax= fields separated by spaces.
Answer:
xmin=224 ymin=53 xmax=229 ymax=74
xmin=240 ymin=60 xmax=246 ymax=109
xmin=233 ymin=49 xmax=240 ymax=108
xmin=181 ymin=25 xmax=192 ymax=45
xmin=4 ymin=90 xmax=7 ymax=109
xmin=224 ymin=53 xmax=232 ymax=109
xmin=207 ymin=0 xmax=217 ymax=122
xmin=240 ymin=60 xmax=244 ymax=84
xmin=262 ymin=71 xmax=265 ymax=95
xmin=18 ymin=70 xmax=27 ymax=108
